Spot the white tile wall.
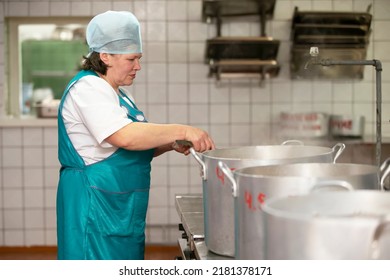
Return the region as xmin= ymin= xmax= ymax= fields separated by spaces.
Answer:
xmin=0 ymin=126 xmax=59 ymax=246
xmin=70 ymin=2 xmax=92 ymax=16
xmin=49 ymin=2 xmax=71 ymax=16
xmin=29 ymin=2 xmax=50 ymax=16
xmin=1 ymin=0 xmax=390 ymax=247
xmin=167 ymin=1 xmax=187 ymax=21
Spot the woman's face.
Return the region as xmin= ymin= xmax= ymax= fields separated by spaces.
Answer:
xmin=101 ymin=53 xmax=142 ymax=89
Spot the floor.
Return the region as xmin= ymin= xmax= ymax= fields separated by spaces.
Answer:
xmin=0 ymin=245 xmax=181 ymax=260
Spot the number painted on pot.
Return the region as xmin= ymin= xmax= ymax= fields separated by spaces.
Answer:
xmin=244 ymin=190 xmax=266 ymax=211
xmin=216 ymin=166 xmax=235 ymax=186
xmin=244 ymin=191 xmax=254 ymax=211
xmin=258 ymin=193 xmax=266 ymax=204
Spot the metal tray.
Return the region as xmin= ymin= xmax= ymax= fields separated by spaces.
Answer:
xmin=175 ymin=194 xmax=203 ymax=221
xmin=293 ymin=34 xmax=369 ymax=45
xmin=292 ymin=7 xmax=372 ymax=27
xmin=292 ymin=23 xmax=370 ymax=38
xmin=209 ymin=59 xmax=280 ymax=80
xmin=206 ymin=36 xmax=280 ymax=61
xmin=202 ymin=0 xmax=276 ymax=22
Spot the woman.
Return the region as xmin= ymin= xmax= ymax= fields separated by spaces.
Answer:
xmin=56 ymin=11 xmax=215 ymax=260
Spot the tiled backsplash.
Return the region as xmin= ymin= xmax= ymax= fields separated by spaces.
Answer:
xmin=1 ymin=0 xmax=390 ymax=246
xmin=0 ymin=127 xmax=58 ymax=246
xmin=0 ymin=126 xmax=191 ymax=246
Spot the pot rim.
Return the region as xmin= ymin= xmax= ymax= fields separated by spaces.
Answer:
xmin=262 ymin=190 xmax=390 ymax=221
xmin=233 ymin=162 xmax=378 ymax=178
xmin=200 ymin=145 xmax=334 ymax=161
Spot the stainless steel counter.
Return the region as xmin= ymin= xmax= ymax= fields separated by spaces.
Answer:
xmin=175 ymin=194 xmax=233 ymax=260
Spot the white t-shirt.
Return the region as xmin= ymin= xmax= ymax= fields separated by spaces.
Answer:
xmin=62 ymin=75 xmax=134 ymax=165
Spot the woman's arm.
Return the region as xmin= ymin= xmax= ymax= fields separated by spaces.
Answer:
xmin=104 ymin=122 xmax=215 ymax=154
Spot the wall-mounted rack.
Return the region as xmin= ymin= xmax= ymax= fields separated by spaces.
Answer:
xmin=290 ymin=5 xmax=372 ymax=79
xmin=202 ymin=0 xmax=280 ymax=84
xmin=202 ymin=0 xmax=276 ymax=36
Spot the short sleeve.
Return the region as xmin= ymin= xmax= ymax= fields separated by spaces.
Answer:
xmin=68 ymin=75 xmax=132 ymax=144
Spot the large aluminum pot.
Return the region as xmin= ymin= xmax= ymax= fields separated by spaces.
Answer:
xmin=190 ymin=141 xmax=345 ymax=257
xmin=262 ymin=190 xmax=390 ymax=259
xmin=219 ymin=160 xmax=390 ymax=259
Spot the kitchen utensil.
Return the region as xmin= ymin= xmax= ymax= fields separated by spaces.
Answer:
xmin=263 ymin=190 xmax=390 ymax=259
xmin=189 ymin=141 xmax=345 ymax=257
xmin=219 ymin=161 xmax=389 ymax=259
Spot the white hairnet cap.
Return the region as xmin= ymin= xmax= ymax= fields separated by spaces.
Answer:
xmin=86 ymin=10 xmax=142 ymax=55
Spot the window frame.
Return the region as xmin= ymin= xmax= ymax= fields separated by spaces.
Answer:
xmin=6 ymin=16 xmax=91 ymax=117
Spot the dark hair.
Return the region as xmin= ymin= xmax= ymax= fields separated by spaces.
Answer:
xmin=81 ymin=52 xmax=109 ymax=75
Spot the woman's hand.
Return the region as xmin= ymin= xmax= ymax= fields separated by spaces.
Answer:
xmin=183 ymin=126 xmax=215 ymax=153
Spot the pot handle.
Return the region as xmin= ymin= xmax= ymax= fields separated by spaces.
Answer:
xmin=281 ymin=139 xmax=304 ymax=146
xmin=370 ymin=215 xmax=390 ymax=259
xmin=331 ymin=143 xmax=346 ymax=163
xmin=380 ymin=157 xmax=390 ymax=191
xmin=218 ymin=161 xmax=238 ymax=198
xmin=189 ymin=148 xmax=207 ymax=181
xmin=310 ymin=180 xmax=354 ymax=192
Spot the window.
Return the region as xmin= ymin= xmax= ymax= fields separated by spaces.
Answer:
xmin=6 ymin=17 xmax=90 ymax=117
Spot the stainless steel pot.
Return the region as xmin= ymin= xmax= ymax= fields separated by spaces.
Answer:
xmin=190 ymin=141 xmax=345 ymax=257
xmin=220 ymin=160 xmax=390 ymax=259
xmin=262 ymin=190 xmax=390 ymax=259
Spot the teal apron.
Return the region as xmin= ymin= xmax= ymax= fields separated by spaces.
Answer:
xmin=56 ymin=70 xmax=154 ymax=260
